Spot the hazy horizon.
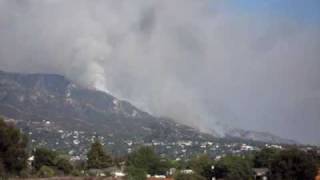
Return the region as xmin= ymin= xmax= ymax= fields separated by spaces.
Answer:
xmin=0 ymin=0 xmax=319 ymax=145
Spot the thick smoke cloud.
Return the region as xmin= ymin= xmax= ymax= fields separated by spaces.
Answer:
xmin=0 ymin=0 xmax=319 ymax=144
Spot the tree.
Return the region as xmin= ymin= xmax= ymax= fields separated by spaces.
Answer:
xmin=0 ymin=117 xmax=28 ymax=175
xmin=174 ymin=172 xmax=206 ymax=180
xmin=306 ymin=149 xmax=320 ymax=167
xmin=126 ymin=166 xmax=147 ymax=180
xmin=189 ymin=154 xmax=214 ymax=180
xmin=56 ymin=157 xmax=73 ymax=174
xmin=37 ymin=165 xmax=55 ymax=178
xmin=32 ymin=148 xmax=57 ymax=170
xmin=0 ymin=158 xmax=5 ymax=177
xmin=253 ymin=148 xmax=280 ymax=168
xmin=127 ymin=146 xmax=168 ymax=175
xmin=33 ymin=148 xmax=74 ymax=175
xmin=214 ymin=155 xmax=253 ymax=180
xmin=87 ymin=139 xmax=112 ymax=169
xmin=270 ymin=148 xmax=317 ymax=180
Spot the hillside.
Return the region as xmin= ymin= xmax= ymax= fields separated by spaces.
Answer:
xmin=0 ymin=71 xmax=295 ymax=158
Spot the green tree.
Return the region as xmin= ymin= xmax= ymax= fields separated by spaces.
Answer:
xmin=0 ymin=158 xmax=5 ymax=177
xmin=126 ymin=166 xmax=147 ymax=180
xmin=0 ymin=117 xmax=28 ymax=175
xmin=307 ymin=149 xmax=320 ymax=167
xmin=189 ymin=154 xmax=214 ymax=180
xmin=270 ymin=148 xmax=317 ymax=180
xmin=32 ymin=148 xmax=57 ymax=170
xmin=33 ymin=148 xmax=74 ymax=175
xmin=87 ymin=139 xmax=112 ymax=169
xmin=172 ymin=159 xmax=188 ymax=170
xmin=253 ymin=148 xmax=280 ymax=168
xmin=37 ymin=165 xmax=55 ymax=178
xmin=127 ymin=146 xmax=168 ymax=175
xmin=56 ymin=157 xmax=73 ymax=174
xmin=214 ymin=155 xmax=253 ymax=180
xmin=174 ymin=172 xmax=206 ymax=180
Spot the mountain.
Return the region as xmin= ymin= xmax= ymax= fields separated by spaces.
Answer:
xmin=0 ymin=70 xmax=217 ymax=156
xmin=0 ymin=70 xmax=198 ymax=140
xmin=225 ymin=128 xmax=297 ymax=145
xmin=0 ymin=70 xmax=296 ymax=158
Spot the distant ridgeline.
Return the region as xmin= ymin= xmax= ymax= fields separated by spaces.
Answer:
xmin=0 ymin=70 xmax=300 ymax=159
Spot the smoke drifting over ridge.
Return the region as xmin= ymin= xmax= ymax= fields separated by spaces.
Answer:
xmin=0 ymin=0 xmax=320 ymax=144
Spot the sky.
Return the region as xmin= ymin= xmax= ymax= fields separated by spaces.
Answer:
xmin=0 ymin=0 xmax=319 ymax=144
xmin=230 ymin=0 xmax=320 ymax=23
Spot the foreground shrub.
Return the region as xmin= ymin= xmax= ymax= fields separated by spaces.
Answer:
xmin=0 ymin=117 xmax=28 ymax=175
xmin=19 ymin=168 xmax=31 ymax=178
xmin=127 ymin=146 xmax=168 ymax=175
xmin=214 ymin=155 xmax=254 ymax=180
xmin=0 ymin=159 xmax=5 ymax=177
xmin=189 ymin=154 xmax=214 ymax=179
xmin=126 ymin=166 xmax=147 ymax=180
xmin=37 ymin=165 xmax=55 ymax=178
xmin=174 ymin=172 xmax=206 ymax=180
xmin=71 ymin=169 xmax=82 ymax=176
xmin=56 ymin=158 xmax=73 ymax=174
xmin=87 ymin=140 xmax=112 ymax=169
xmin=270 ymin=148 xmax=317 ymax=180
xmin=33 ymin=148 xmax=57 ymax=170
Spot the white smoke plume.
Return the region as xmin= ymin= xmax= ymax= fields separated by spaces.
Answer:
xmin=0 ymin=0 xmax=319 ymax=144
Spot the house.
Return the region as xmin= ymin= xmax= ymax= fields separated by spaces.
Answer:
xmin=168 ymin=168 xmax=176 ymax=176
xmin=253 ymin=168 xmax=269 ymax=180
xmin=87 ymin=169 xmax=108 ymax=176
xmin=27 ymin=156 xmax=34 ymax=166
xmin=147 ymin=178 xmax=174 ymax=180
xmin=113 ymin=171 xmax=126 ymax=178
xmin=180 ymin=169 xmax=194 ymax=174
xmin=87 ymin=166 xmax=125 ymax=177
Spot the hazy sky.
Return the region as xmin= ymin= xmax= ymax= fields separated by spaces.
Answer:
xmin=0 ymin=0 xmax=319 ymax=144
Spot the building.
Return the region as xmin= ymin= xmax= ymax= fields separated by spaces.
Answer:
xmin=253 ymin=168 xmax=269 ymax=180
xmin=147 ymin=178 xmax=174 ymax=180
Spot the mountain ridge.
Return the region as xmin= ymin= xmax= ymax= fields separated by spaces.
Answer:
xmin=0 ymin=70 xmax=297 ymax=157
